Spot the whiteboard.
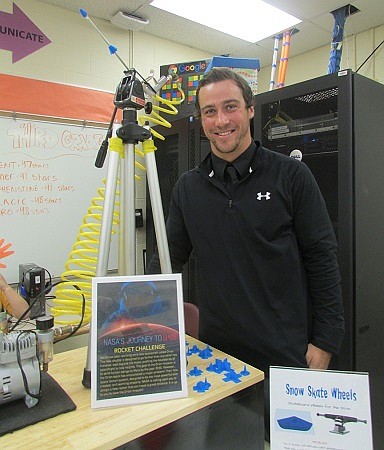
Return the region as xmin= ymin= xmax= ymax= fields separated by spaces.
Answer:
xmin=0 ymin=116 xmax=118 ymax=284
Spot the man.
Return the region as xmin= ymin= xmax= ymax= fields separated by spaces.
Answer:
xmin=148 ymin=67 xmax=344 ymax=434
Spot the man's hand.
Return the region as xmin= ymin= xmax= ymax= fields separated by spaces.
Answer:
xmin=306 ymin=343 xmax=332 ymax=369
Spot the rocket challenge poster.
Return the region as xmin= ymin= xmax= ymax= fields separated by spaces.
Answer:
xmin=91 ymin=273 xmax=188 ymax=408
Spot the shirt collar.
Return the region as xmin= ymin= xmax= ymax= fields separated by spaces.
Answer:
xmin=211 ymin=141 xmax=257 ymax=180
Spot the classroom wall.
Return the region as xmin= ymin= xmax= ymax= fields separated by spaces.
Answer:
xmin=1 ymin=0 xmax=210 ymax=280
xmin=1 ymin=0 xmax=383 ymax=281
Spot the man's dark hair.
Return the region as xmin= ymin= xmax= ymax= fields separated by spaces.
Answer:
xmin=195 ymin=67 xmax=254 ymax=118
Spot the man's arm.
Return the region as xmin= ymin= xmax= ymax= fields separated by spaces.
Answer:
xmin=292 ymin=163 xmax=345 ymax=357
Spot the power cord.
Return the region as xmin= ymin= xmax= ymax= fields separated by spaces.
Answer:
xmin=9 ymin=280 xmax=64 ymax=332
xmin=18 ymin=266 xmax=53 ymax=307
xmin=15 ymin=330 xmax=42 ymax=400
xmin=356 ymin=39 xmax=384 ymax=73
xmin=11 ymin=280 xmax=87 ymax=341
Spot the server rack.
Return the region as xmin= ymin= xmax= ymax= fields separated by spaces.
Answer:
xmin=253 ymin=69 xmax=384 ymax=449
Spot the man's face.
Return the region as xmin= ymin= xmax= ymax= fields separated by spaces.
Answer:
xmin=198 ymin=79 xmax=254 ymax=161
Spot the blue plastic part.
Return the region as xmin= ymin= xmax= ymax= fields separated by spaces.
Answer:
xmin=222 ymin=370 xmax=242 ymax=384
xmin=193 ymin=378 xmax=211 ymax=393
xmin=221 ymin=358 xmax=232 ymax=371
xmin=240 ymin=365 xmax=250 ymax=376
xmin=189 ymin=344 xmax=200 ymax=354
xmin=206 ymin=362 xmax=217 ymax=372
xmin=198 ymin=346 xmax=213 ymax=359
xmin=206 ymin=358 xmax=231 ymax=374
xmin=79 ymin=8 xmax=87 ymax=18
xmin=277 ymin=416 xmax=313 ymax=432
xmin=189 ymin=366 xmax=203 ymax=377
xmin=109 ymin=45 xmax=117 ymax=55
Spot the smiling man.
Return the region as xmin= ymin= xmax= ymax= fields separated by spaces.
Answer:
xmin=197 ymin=73 xmax=254 ymax=160
xmin=148 ymin=68 xmax=344 ymax=441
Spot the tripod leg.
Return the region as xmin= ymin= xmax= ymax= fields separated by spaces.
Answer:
xmin=121 ymin=142 xmax=136 ymax=275
xmin=95 ymin=141 xmax=121 ymax=277
xmin=82 ymin=136 xmax=121 ymax=388
xmin=143 ymin=138 xmax=172 ymax=274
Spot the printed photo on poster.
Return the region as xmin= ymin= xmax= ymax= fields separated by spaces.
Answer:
xmin=91 ymin=273 xmax=188 ymax=408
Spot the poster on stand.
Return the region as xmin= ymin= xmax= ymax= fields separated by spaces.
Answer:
xmin=91 ymin=273 xmax=188 ymax=408
xmin=270 ymin=366 xmax=373 ymax=450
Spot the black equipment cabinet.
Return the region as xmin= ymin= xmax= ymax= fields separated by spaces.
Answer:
xmin=145 ymin=116 xmax=210 ymax=307
xmin=253 ymin=69 xmax=384 ymax=449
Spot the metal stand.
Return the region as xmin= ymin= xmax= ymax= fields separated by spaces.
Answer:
xmin=82 ymin=70 xmax=172 ymax=387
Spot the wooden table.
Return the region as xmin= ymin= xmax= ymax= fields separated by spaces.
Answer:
xmin=3 ymin=337 xmax=264 ymax=449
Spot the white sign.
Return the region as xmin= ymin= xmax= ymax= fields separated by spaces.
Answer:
xmin=270 ymin=366 xmax=373 ymax=450
xmin=91 ymin=273 xmax=188 ymax=409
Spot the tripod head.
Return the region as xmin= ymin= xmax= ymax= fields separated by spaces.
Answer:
xmin=95 ymin=70 xmax=152 ymax=167
xmin=114 ymin=71 xmax=152 ymax=145
xmin=114 ymin=69 xmax=149 ymax=111
xmin=96 ymin=68 xmax=177 ymax=167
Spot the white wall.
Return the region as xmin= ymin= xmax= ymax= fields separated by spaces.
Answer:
xmin=1 ymin=0 xmax=210 ymax=90
xmin=1 ymin=0 xmax=210 ymax=277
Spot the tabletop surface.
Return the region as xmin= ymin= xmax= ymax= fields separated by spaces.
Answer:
xmin=2 ymin=337 xmax=264 ymax=449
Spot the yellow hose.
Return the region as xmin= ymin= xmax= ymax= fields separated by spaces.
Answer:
xmin=51 ymin=181 xmax=120 ymax=326
xmin=139 ymin=90 xmax=185 ymax=140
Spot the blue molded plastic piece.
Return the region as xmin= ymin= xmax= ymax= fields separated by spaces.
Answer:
xmin=189 ymin=344 xmax=200 ymax=354
xmin=212 ymin=358 xmax=232 ymax=373
xmin=198 ymin=346 xmax=213 ymax=359
xmin=193 ymin=378 xmax=211 ymax=393
xmin=109 ymin=45 xmax=117 ymax=55
xmin=206 ymin=362 xmax=217 ymax=372
xmin=277 ymin=416 xmax=313 ymax=431
xmin=188 ymin=366 xmax=203 ymax=377
xmin=222 ymin=370 xmax=242 ymax=383
xmin=240 ymin=365 xmax=250 ymax=376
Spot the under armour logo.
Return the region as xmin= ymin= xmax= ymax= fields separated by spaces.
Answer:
xmin=256 ymin=192 xmax=271 ymax=201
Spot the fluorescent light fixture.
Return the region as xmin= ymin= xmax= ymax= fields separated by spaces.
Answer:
xmin=150 ymin=0 xmax=301 ymax=43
